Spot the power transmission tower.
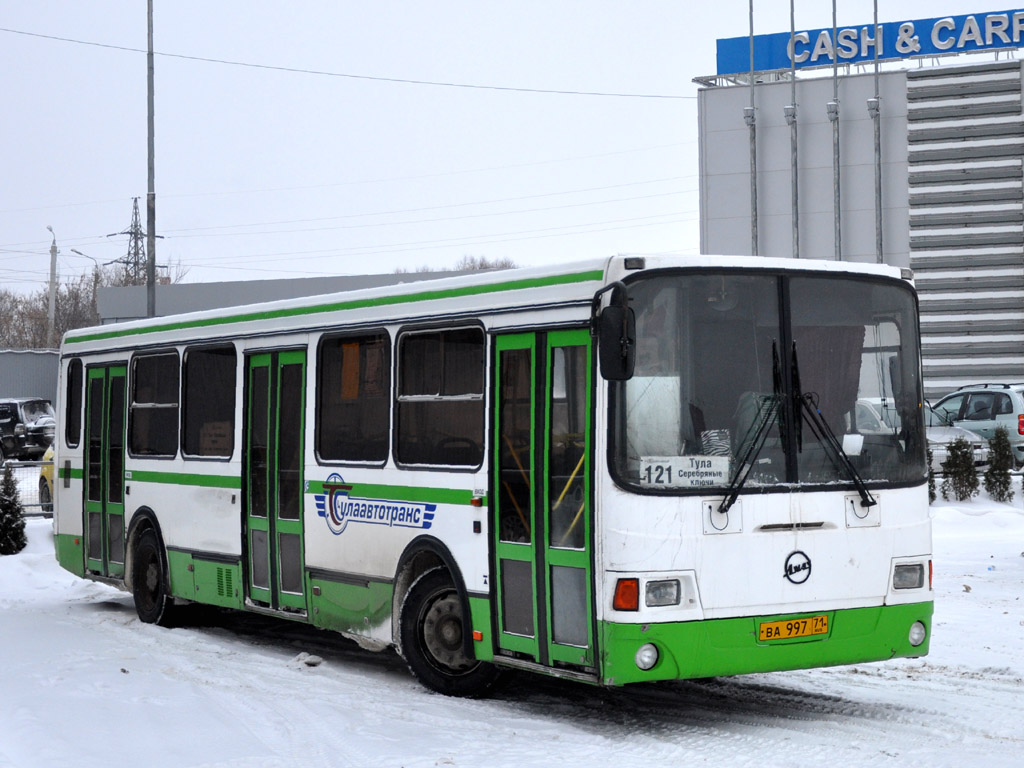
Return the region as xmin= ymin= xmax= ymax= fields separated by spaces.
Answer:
xmin=107 ymin=197 xmax=149 ymax=285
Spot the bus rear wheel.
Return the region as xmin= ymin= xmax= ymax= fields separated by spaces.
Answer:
xmin=131 ymin=528 xmax=176 ymax=626
xmin=399 ymin=567 xmax=498 ymax=697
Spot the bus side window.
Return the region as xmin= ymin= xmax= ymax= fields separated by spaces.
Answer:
xmin=65 ymin=359 xmax=84 ymax=447
xmin=182 ymin=345 xmax=237 ymax=458
xmin=129 ymin=352 xmax=180 ymax=457
xmin=316 ymin=332 xmax=390 ymax=463
xmin=396 ymin=328 xmax=484 ymax=467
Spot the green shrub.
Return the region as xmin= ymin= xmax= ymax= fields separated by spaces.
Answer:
xmin=927 ymin=447 xmax=936 ymax=504
xmin=0 ymin=462 xmax=27 ymax=556
xmin=983 ymin=427 xmax=1015 ymax=503
xmin=940 ymin=437 xmax=979 ymax=502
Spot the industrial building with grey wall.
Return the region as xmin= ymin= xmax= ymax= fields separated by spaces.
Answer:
xmin=697 ymin=57 xmax=1024 ymax=400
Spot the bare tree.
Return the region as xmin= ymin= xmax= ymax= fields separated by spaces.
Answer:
xmin=394 ymin=255 xmax=517 ymax=274
xmin=0 ymin=260 xmax=186 ymax=349
xmin=453 ymin=255 xmax=517 ymax=271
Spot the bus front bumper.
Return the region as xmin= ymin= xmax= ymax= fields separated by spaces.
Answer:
xmin=598 ymin=601 xmax=933 ymax=686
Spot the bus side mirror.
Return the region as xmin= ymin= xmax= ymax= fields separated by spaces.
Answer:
xmin=598 ymin=305 xmax=636 ymax=381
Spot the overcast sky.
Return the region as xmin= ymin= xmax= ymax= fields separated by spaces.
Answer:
xmin=0 ymin=1 xmax=994 ymax=293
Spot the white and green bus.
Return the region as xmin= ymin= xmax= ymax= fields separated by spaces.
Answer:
xmin=52 ymin=254 xmax=932 ymax=695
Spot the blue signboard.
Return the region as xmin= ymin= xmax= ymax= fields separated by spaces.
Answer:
xmin=717 ymin=8 xmax=1024 ymax=75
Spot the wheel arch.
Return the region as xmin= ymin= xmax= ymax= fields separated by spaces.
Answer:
xmin=123 ymin=506 xmax=164 ymax=593
xmin=392 ymin=535 xmax=474 ymax=659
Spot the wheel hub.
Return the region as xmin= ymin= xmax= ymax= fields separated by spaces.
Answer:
xmin=422 ymin=594 xmax=473 ymax=671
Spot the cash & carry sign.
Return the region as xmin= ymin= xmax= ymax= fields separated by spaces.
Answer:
xmin=717 ymin=8 xmax=1024 ymax=75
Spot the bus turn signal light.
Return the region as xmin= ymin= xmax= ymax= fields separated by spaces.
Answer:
xmin=613 ymin=578 xmax=640 ymax=611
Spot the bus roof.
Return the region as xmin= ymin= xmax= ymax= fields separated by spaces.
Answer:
xmin=62 ymin=254 xmax=906 ymax=353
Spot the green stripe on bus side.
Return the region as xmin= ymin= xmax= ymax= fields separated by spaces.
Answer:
xmin=65 ymin=269 xmax=605 ymax=345
xmin=58 ymin=466 xmax=84 ymax=480
xmin=305 ymin=480 xmax=482 ymax=507
xmin=57 ymin=466 xmax=475 ymax=503
xmin=126 ymin=470 xmax=242 ymax=489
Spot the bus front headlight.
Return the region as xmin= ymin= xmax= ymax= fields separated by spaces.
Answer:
xmin=893 ymin=564 xmax=924 ymax=590
xmin=645 ymin=579 xmax=681 ymax=607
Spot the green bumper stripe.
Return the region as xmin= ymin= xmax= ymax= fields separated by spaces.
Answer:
xmin=306 ymin=480 xmax=482 ymax=506
xmin=599 ymin=602 xmax=933 ymax=686
xmin=65 ymin=269 xmax=605 ymax=345
xmin=127 ymin=470 xmax=241 ymax=489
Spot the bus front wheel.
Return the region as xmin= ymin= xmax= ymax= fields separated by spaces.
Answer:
xmin=399 ymin=567 xmax=498 ymax=697
xmin=131 ymin=528 xmax=176 ymax=626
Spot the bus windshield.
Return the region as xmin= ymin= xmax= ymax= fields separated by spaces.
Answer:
xmin=609 ymin=270 xmax=926 ymax=493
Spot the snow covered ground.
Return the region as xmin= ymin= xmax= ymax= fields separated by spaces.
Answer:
xmin=2 ymin=483 xmax=1022 ymax=768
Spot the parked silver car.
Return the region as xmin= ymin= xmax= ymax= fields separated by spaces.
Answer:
xmin=858 ymin=399 xmax=989 ymax=473
xmin=932 ymin=384 xmax=1024 ymax=469
xmin=924 ymin=406 xmax=989 ymax=473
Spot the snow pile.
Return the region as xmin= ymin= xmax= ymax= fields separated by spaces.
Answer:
xmin=1 ymin=486 xmax=1022 ymax=768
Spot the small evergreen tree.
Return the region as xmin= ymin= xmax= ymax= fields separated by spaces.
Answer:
xmin=940 ymin=437 xmax=980 ymax=502
xmin=0 ymin=462 xmax=27 ymax=555
xmin=983 ymin=427 xmax=1015 ymax=503
xmin=927 ymin=447 xmax=936 ymax=504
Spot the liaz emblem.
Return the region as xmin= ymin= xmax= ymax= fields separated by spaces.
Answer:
xmin=315 ymin=473 xmax=436 ymax=536
xmin=783 ymin=550 xmax=812 ymax=584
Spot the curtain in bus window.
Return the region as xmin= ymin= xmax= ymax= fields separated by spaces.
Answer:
xmin=792 ymin=325 xmax=865 ymax=433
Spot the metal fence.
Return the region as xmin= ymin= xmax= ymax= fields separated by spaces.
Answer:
xmin=4 ymin=460 xmax=53 ymax=518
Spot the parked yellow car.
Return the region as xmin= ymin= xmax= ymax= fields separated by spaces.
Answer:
xmin=39 ymin=444 xmax=54 ymax=514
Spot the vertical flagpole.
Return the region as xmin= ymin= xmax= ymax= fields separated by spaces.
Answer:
xmin=787 ymin=0 xmax=799 ymax=258
xmin=747 ymin=0 xmax=758 ymax=255
xmin=871 ymin=0 xmax=883 ymax=262
xmin=830 ymin=0 xmax=841 ymax=260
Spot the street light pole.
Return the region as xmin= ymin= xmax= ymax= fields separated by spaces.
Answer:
xmin=46 ymin=225 xmax=57 ymax=347
xmin=70 ymin=249 xmax=101 ymax=322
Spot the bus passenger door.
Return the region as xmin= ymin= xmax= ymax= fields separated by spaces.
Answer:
xmin=493 ymin=330 xmax=594 ymax=670
xmin=244 ymin=350 xmax=308 ymax=614
xmin=84 ymin=365 xmax=127 ymax=579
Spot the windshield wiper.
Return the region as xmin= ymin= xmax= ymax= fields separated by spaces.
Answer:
xmin=718 ymin=342 xmax=783 ymax=514
xmin=791 ymin=343 xmax=877 ymax=509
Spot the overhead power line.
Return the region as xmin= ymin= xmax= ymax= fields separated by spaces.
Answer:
xmin=162 ymin=177 xmax=693 ymax=235
xmin=188 ymin=210 xmax=696 ymax=267
xmin=0 ymin=27 xmax=695 ymax=100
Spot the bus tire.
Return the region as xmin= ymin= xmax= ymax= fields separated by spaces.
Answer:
xmin=399 ymin=567 xmax=498 ymax=697
xmin=131 ymin=527 xmax=176 ymax=626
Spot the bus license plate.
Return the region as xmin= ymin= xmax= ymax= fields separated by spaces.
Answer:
xmin=758 ymin=615 xmax=829 ymax=641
